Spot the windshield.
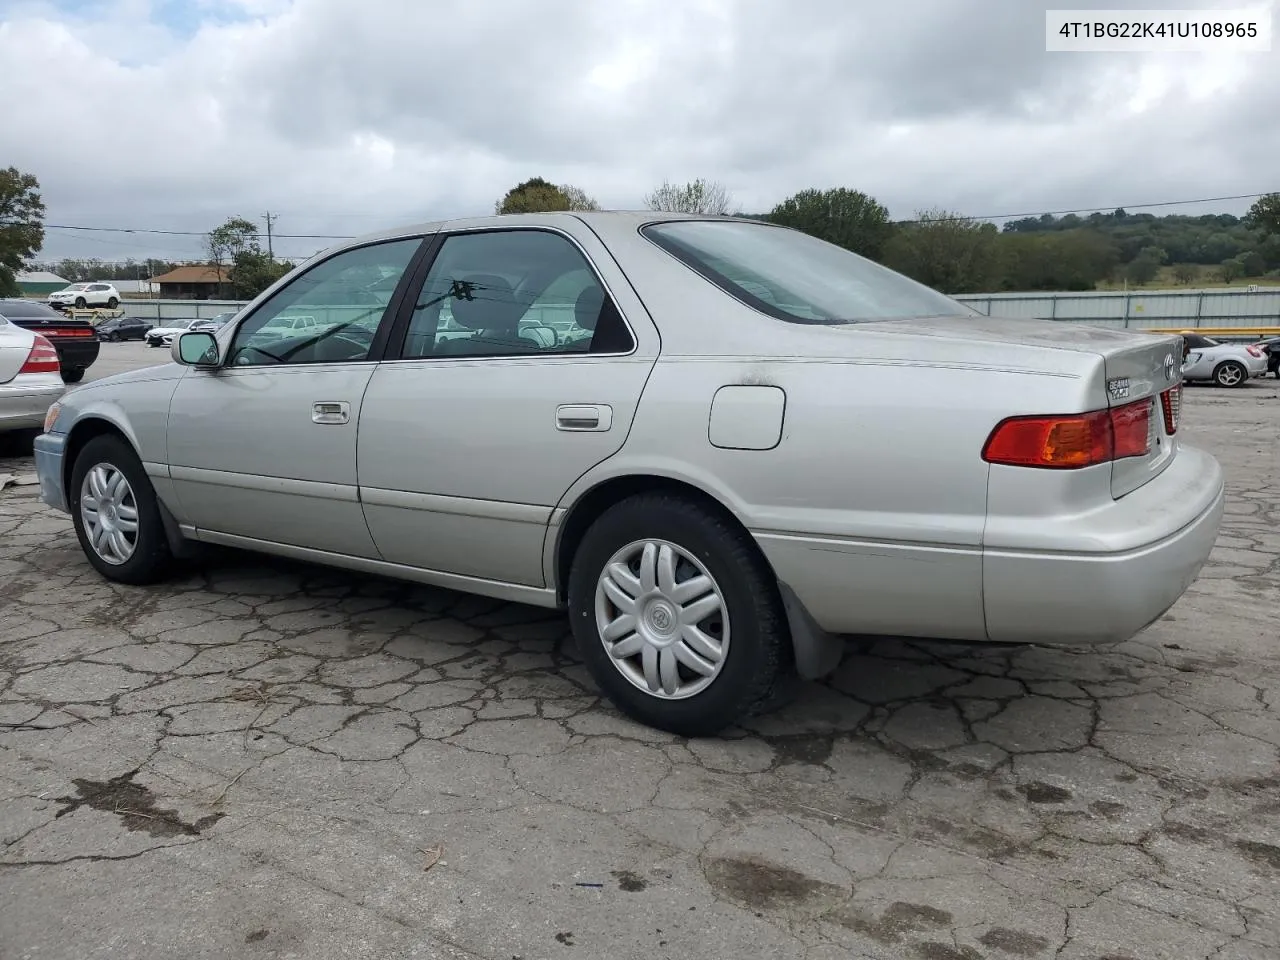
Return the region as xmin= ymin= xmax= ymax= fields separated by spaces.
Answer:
xmin=0 ymin=300 xmax=60 ymax=319
xmin=641 ymin=219 xmax=976 ymax=324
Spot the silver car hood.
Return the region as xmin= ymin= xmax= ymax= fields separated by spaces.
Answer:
xmin=69 ymin=361 xmax=186 ymax=395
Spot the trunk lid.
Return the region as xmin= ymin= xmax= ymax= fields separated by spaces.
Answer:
xmin=0 ymin=321 xmax=33 ymax=383
xmin=846 ymin=315 xmax=1185 ymax=498
xmin=9 ymin=315 xmax=97 ymax=343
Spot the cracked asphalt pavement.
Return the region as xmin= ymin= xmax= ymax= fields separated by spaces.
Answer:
xmin=2 ymin=350 xmax=1279 ymax=960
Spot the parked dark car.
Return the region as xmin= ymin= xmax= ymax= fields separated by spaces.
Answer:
xmin=95 ymin=316 xmax=154 ymax=342
xmin=1257 ymin=337 xmax=1280 ymax=378
xmin=0 ymin=298 xmax=99 ymax=383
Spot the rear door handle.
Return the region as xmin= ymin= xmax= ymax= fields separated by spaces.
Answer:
xmin=556 ymin=404 xmax=612 ymax=432
xmin=312 ymin=401 xmax=350 ymax=425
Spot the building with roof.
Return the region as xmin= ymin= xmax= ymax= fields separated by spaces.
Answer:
xmin=16 ymin=271 xmax=71 ymax=296
xmin=150 ymin=265 xmax=228 ymax=299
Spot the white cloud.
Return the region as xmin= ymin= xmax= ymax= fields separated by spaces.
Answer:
xmin=2 ymin=0 xmax=1277 ymax=261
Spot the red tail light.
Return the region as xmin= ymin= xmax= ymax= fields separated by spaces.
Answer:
xmin=1247 ymin=346 xmax=1264 ymax=358
xmin=19 ymin=334 xmax=60 ymax=374
xmin=983 ymin=398 xmax=1153 ymax=469
xmin=1161 ymin=384 xmax=1181 ymax=435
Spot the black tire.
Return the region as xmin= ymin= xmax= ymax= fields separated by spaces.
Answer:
xmin=69 ymin=434 xmax=174 ymax=585
xmin=1213 ymin=360 xmax=1247 ymax=388
xmin=566 ymin=492 xmax=793 ymax=737
xmin=74 ymin=297 xmax=86 ymax=309
xmin=106 ymin=297 xmax=118 ymax=309
xmin=108 ymin=332 xmax=121 ymax=342
xmin=61 ymin=368 xmax=85 ymax=383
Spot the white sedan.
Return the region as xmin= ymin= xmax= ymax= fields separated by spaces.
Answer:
xmin=145 ymin=319 xmax=201 ymax=348
xmin=0 ymin=319 xmax=65 ymax=433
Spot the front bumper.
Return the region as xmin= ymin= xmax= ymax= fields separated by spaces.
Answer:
xmin=33 ymin=431 xmax=68 ymax=512
xmin=0 ymin=379 xmax=65 ymax=432
xmin=984 ymin=444 xmax=1225 ymax=643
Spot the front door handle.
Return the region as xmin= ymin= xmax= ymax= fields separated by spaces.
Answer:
xmin=556 ymin=404 xmax=613 ymax=432
xmin=313 ymin=401 xmax=350 ymax=425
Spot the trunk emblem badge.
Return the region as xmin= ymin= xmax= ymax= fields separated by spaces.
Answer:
xmin=1163 ymin=353 xmax=1175 ymax=380
xmin=1107 ymin=377 xmax=1131 ymax=401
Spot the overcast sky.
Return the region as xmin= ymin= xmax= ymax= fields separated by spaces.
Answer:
xmin=2 ymin=0 xmax=1276 ymax=263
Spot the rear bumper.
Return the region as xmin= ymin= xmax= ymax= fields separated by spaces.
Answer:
xmin=1247 ymin=355 xmax=1269 ymax=377
xmin=33 ymin=431 xmax=68 ymax=512
xmin=984 ymin=445 xmax=1225 ymax=644
xmin=50 ymin=338 xmax=100 ymax=370
xmin=0 ymin=378 xmax=65 ymax=432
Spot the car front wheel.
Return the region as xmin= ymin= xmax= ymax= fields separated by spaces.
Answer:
xmin=1214 ymin=360 xmax=1247 ymax=388
xmin=567 ymin=492 xmax=793 ymax=736
xmin=69 ymin=434 xmax=174 ymax=585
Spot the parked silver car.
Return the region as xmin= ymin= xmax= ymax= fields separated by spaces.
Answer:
xmin=1179 ymin=332 xmax=1268 ymax=387
xmin=32 ymin=212 xmax=1225 ymax=734
xmin=0 ymin=319 xmax=65 ymax=433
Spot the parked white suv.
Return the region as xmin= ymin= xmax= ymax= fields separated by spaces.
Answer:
xmin=48 ymin=283 xmax=121 ymax=310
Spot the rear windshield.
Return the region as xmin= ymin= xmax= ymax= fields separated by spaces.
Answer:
xmin=641 ymin=219 xmax=976 ymax=324
xmin=0 ymin=300 xmax=61 ymax=319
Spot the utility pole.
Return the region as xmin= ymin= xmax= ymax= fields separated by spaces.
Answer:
xmin=262 ymin=212 xmax=277 ymax=259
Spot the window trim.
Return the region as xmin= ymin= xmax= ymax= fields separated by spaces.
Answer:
xmin=218 ymin=234 xmax=435 ymax=370
xmin=380 ymin=225 xmax=638 ymax=364
xmin=638 ymin=217 xmax=976 ymax=325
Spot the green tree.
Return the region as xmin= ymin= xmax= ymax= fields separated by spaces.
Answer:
xmin=766 ymin=187 xmax=892 ymax=260
xmin=205 ymin=216 xmax=260 ymax=292
xmin=1239 ymin=249 xmax=1266 ymax=276
xmin=881 ymin=209 xmax=1002 ymax=294
xmin=1216 ymin=258 xmax=1246 ymax=283
xmin=1171 ymin=263 xmax=1198 ymax=285
xmin=229 ymin=250 xmax=293 ymax=299
xmin=0 ymin=167 xmax=46 ymax=297
xmin=999 ymin=229 xmax=1118 ymax=291
xmin=1125 ymin=245 xmax=1166 ymax=285
xmin=1244 ymin=193 xmax=1280 ymax=235
xmin=643 ymin=178 xmax=733 ymax=215
xmin=496 ymin=177 xmax=572 ymax=214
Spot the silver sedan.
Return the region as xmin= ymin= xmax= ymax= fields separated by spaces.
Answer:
xmin=33 ymin=212 xmax=1225 ymax=735
xmin=0 ymin=319 xmax=65 ymax=433
xmin=1180 ymin=332 xmax=1269 ymax=387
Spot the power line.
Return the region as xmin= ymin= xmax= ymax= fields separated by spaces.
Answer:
xmin=891 ymin=191 xmax=1270 ymax=225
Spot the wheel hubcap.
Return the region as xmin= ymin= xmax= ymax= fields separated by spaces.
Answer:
xmin=1221 ymin=367 xmax=1241 ymax=385
xmin=594 ymin=539 xmax=730 ymax=700
xmin=79 ymin=463 xmax=139 ymax=565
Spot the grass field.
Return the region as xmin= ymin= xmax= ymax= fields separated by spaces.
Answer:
xmin=1096 ymin=265 xmax=1280 ymax=291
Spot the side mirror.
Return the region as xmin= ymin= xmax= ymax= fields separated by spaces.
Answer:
xmin=173 ymin=331 xmax=220 ymax=367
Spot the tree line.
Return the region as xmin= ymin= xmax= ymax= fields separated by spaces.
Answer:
xmin=5 ymin=163 xmax=1280 ymax=300
xmin=494 ymin=177 xmax=1280 ymax=293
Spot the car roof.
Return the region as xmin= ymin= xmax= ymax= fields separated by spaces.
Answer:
xmin=321 ymin=210 xmax=763 ymax=255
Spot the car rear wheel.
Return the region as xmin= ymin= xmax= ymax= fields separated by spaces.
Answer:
xmin=1213 ymin=360 xmax=1246 ymax=388
xmin=70 ymin=435 xmax=173 ymax=585
xmin=566 ymin=492 xmax=793 ymax=736
xmin=106 ymin=297 xmax=118 ymax=309
xmin=61 ymin=368 xmax=85 ymax=383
